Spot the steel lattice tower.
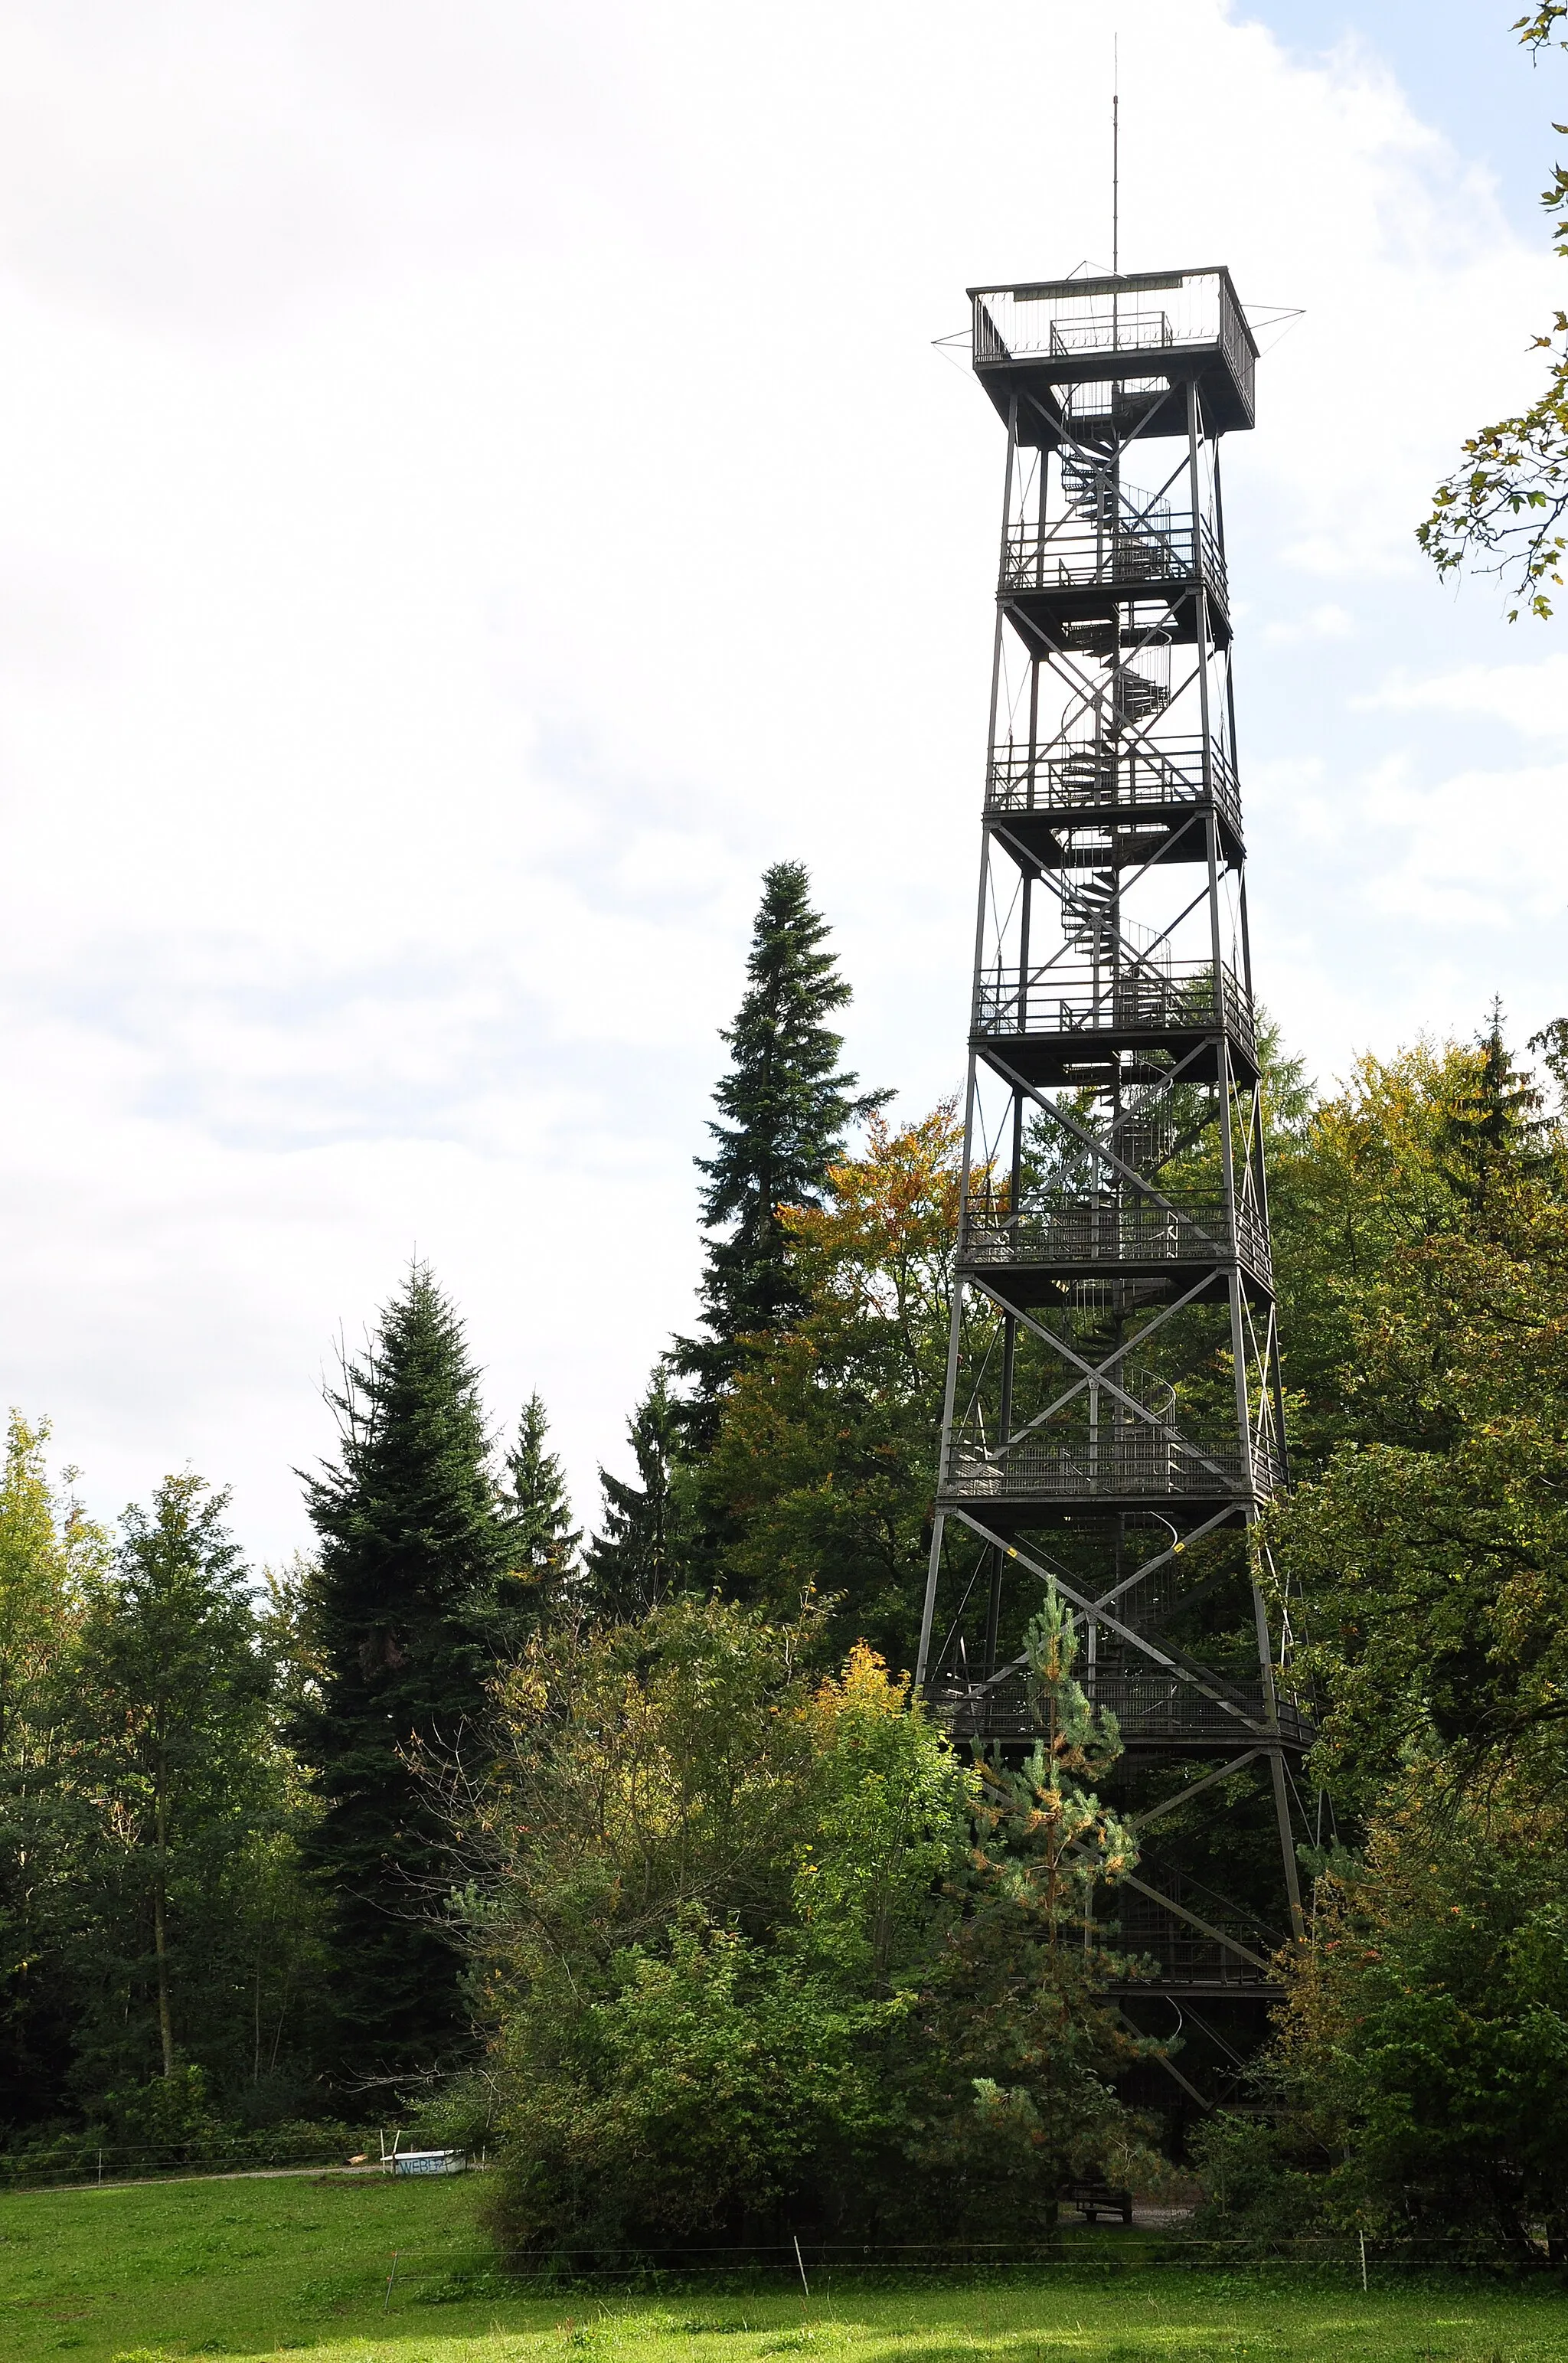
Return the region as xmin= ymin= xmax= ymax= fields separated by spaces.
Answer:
xmin=914 ymin=267 xmax=1308 ymax=2106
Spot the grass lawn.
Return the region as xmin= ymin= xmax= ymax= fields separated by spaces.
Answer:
xmin=0 ymin=2170 xmax=1564 ymax=2363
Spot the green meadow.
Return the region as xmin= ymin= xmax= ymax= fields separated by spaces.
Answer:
xmin=0 ymin=2170 xmax=1565 ymax=2363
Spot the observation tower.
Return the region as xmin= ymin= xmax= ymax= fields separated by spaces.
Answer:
xmin=914 ymin=267 xmax=1307 ymax=2106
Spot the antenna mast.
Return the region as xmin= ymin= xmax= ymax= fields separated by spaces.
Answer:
xmin=1112 ymin=37 xmax=1119 ymax=275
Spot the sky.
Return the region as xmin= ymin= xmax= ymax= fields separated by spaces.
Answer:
xmin=1 ymin=0 xmax=1564 ymax=1563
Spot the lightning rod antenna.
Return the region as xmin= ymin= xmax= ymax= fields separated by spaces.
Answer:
xmin=1112 ymin=34 xmax=1119 ymax=276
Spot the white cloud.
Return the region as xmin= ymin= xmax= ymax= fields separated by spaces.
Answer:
xmin=1360 ymin=652 xmax=1568 ymax=740
xmin=0 ymin=0 xmax=1563 ymax=1555
xmin=1261 ymin=603 xmax=1354 ymax=645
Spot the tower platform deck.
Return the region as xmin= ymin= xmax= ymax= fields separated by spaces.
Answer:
xmin=971 ymin=267 xmax=1258 ymax=444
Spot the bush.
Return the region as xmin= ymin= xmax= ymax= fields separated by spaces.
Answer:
xmin=462 ymin=1595 xmax=1159 ymax=2251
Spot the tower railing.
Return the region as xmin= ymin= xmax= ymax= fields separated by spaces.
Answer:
xmin=959 ymin=1190 xmax=1273 ymax=1280
xmin=972 ymin=269 xmax=1257 ymax=423
xmin=1001 ymin=515 xmax=1228 ymax=609
xmin=973 ymin=959 xmax=1256 ymax=1062
xmin=986 ymin=737 xmax=1241 ymax=837
xmin=929 ymin=1671 xmax=1310 ymax=1753
xmin=942 ymin=1423 xmax=1282 ymax=1505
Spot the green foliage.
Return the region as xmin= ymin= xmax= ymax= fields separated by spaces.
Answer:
xmin=0 ymin=1415 xmax=109 ymax=2125
xmin=1267 ymin=1179 xmax=1568 ymax=1809
xmin=1233 ymin=1012 xmax=1568 ymax=2250
xmin=2 ymin=1437 xmax=326 ymax=2141
xmin=498 ymin=1391 xmax=582 ymax=1626
xmin=1418 ymin=11 xmax=1568 ymax=613
xmin=584 ymin=1365 xmax=696 ymax=1621
xmin=703 ymin=1103 xmax=961 ymax=1664
xmin=675 ymin=861 xmax=886 ymax=1436
xmin=299 ymin=1263 xmax=513 ymax=2081
xmin=467 ymin=1596 xmax=1149 ymax=2251
xmin=1268 ymin=1785 xmax=1568 ymax=2254
xmin=66 ymin=1476 xmax=290 ymax=2093
xmin=1267 ymin=1024 xmax=1554 ymax=1464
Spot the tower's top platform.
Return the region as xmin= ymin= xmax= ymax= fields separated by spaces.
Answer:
xmin=969 ymin=266 xmax=1257 ymax=444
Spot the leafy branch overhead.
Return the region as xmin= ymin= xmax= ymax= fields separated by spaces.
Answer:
xmin=1419 ymin=7 xmax=1568 ymax=616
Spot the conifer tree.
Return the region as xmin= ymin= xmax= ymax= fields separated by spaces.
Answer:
xmin=585 ymin=1367 xmax=691 ymax=1621
xmin=675 ymin=860 xmax=884 ymax=1437
xmin=298 ymin=1265 xmax=507 ymax=2082
xmin=1438 ymin=1000 xmax=1548 ymax=1215
xmin=71 ymin=1476 xmax=271 ymax=2085
xmin=497 ymin=1393 xmax=581 ymax=1629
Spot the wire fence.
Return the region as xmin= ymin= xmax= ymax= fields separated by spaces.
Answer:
xmin=363 ymin=2235 xmax=1567 ymax=2305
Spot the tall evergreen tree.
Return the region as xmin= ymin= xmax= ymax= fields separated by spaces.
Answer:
xmin=585 ymin=1368 xmax=691 ymax=1621
xmin=1437 ymin=1001 xmax=1548 ymax=1215
xmin=70 ymin=1476 xmax=273 ymax=2087
xmin=498 ymin=1393 xmax=581 ymax=1628
xmin=675 ymin=861 xmax=884 ymax=1438
xmin=298 ymin=1265 xmax=507 ymax=2084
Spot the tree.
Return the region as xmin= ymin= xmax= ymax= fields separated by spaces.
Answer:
xmin=0 ymin=1416 xmax=107 ymax=2126
xmin=1263 ymin=1778 xmax=1568 ymax=2255
xmin=298 ymin=1264 xmax=509 ymax=2083
xmin=583 ymin=1365 xmax=693 ymax=1620
xmin=1266 ymin=1182 xmax=1568 ymax=1813
xmin=462 ymin=1593 xmax=1151 ymax=2252
xmin=701 ymin=1103 xmax=961 ymax=1663
xmin=1418 ymin=8 xmax=1568 ymax=615
xmin=1435 ymin=1000 xmax=1548 ymax=1214
xmin=1266 ymin=1024 xmax=1552 ymax=1463
xmin=909 ymin=1587 xmax=1151 ymax=2223
xmin=675 ymin=861 xmax=885 ymax=1437
xmin=497 ymin=1393 xmax=580 ymax=1629
xmin=70 ymin=1476 xmax=271 ymax=2084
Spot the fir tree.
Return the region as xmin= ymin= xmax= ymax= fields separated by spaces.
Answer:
xmin=297 ymin=1265 xmax=507 ymax=2084
xmin=675 ymin=861 xmax=884 ymax=1437
xmin=71 ymin=1476 xmax=271 ymax=2084
xmin=1438 ymin=1000 xmax=1548 ymax=1216
xmin=585 ymin=1367 xmax=691 ymax=1621
xmin=498 ymin=1393 xmax=581 ymax=1629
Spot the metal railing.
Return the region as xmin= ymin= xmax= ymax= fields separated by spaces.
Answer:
xmin=942 ymin=1423 xmax=1282 ymax=1504
xmin=1050 ymin=307 xmax=1173 ymax=355
xmin=986 ymin=737 xmax=1242 ymax=842
xmin=972 ymin=269 xmax=1257 ymax=422
xmin=973 ymin=959 xmax=1256 ymax=1062
xmin=1001 ymin=515 xmax=1228 ymax=610
xmin=929 ymin=1671 xmax=1308 ymax=1750
xmin=960 ymin=1190 xmax=1272 ymax=1278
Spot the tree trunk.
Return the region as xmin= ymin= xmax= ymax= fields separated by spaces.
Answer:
xmin=153 ymin=1785 xmax=175 ymax=2077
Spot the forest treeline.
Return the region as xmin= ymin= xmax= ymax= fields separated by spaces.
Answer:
xmin=5 ymin=860 xmax=1568 ymax=2252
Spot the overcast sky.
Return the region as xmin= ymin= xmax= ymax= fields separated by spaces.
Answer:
xmin=2 ymin=0 xmax=1563 ymax=1562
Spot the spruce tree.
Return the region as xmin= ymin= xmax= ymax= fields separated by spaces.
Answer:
xmin=584 ymin=1368 xmax=691 ymax=1620
xmin=675 ymin=861 xmax=884 ymax=1437
xmin=498 ymin=1393 xmax=581 ymax=1629
xmin=70 ymin=1476 xmax=273 ymax=2088
xmin=298 ymin=1265 xmax=506 ymax=2083
xmin=1439 ymin=1000 xmax=1548 ymax=1215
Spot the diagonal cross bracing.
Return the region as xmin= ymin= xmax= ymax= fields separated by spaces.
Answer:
xmin=919 ymin=265 xmax=1300 ymax=2044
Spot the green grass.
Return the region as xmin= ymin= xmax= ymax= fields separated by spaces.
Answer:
xmin=0 ymin=2170 xmax=1564 ymax=2362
